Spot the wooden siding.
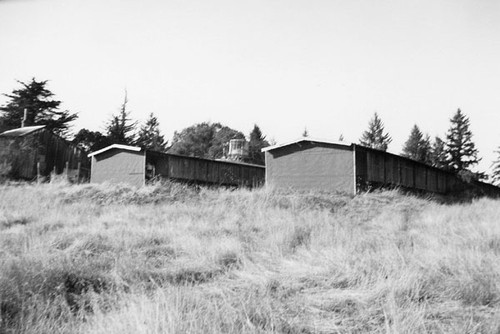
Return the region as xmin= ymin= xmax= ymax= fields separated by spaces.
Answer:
xmin=264 ymin=142 xmax=355 ymax=194
xmin=147 ymin=151 xmax=264 ymax=187
xmin=427 ymin=169 xmax=438 ymax=192
xmin=91 ymin=148 xmax=264 ymax=188
xmin=0 ymin=128 xmax=89 ymax=180
xmin=354 ymin=146 xmax=500 ymax=196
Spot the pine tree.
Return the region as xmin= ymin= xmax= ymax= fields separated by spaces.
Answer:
xmin=359 ymin=112 xmax=392 ymax=151
xmin=444 ymin=109 xmax=480 ymax=172
xmin=302 ymin=127 xmax=309 ymax=137
xmin=421 ymin=134 xmax=432 ymax=164
xmin=491 ymin=148 xmax=500 ymax=185
xmin=430 ymin=136 xmax=448 ymax=169
xmin=402 ymin=125 xmax=423 ymax=160
xmin=246 ymin=124 xmax=269 ymax=165
xmin=106 ymin=91 xmax=137 ymax=145
xmin=401 ymin=125 xmax=432 ymax=163
xmin=0 ymin=78 xmax=78 ymax=137
xmin=135 ymin=113 xmax=167 ymax=152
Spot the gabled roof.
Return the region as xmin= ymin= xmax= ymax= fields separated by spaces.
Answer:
xmin=0 ymin=125 xmax=46 ymax=138
xmin=261 ymin=137 xmax=352 ymax=152
xmin=88 ymin=144 xmax=142 ymax=157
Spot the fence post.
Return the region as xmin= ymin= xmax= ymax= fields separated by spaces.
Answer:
xmin=77 ymin=161 xmax=81 ymax=183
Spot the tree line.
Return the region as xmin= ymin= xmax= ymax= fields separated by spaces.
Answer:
xmin=0 ymin=79 xmax=269 ymax=166
xmin=1 ymin=78 xmax=500 ymax=182
xmin=358 ymin=110 xmax=488 ymax=182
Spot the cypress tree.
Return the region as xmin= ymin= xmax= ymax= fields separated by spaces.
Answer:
xmin=106 ymin=91 xmax=137 ymax=145
xmin=0 ymin=78 xmax=78 ymax=138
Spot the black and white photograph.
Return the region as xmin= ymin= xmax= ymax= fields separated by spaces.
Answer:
xmin=1 ymin=0 xmax=500 ymax=332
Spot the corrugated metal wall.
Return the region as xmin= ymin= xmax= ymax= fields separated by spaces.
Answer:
xmin=265 ymin=142 xmax=355 ymax=194
xmin=91 ymin=150 xmax=145 ymax=187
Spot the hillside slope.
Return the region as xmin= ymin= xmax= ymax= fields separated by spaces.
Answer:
xmin=1 ymin=183 xmax=500 ymax=333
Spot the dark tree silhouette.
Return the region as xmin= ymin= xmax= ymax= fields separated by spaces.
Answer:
xmin=246 ymin=124 xmax=269 ymax=165
xmin=430 ymin=136 xmax=448 ymax=169
xmin=169 ymin=122 xmax=244 ymax=159
xmin=0 ymin=78 xmax=78 ymax=137
xmin=105 ymin=91 xmax=137 ymax=145
xmin=359 ymin=112 xmax=392 ymax=151
xmin=492 ymin=148 xmax=500 ymax=185
xmin=72 ymin=129 xmax=112 ymax=152
xmin=135 ymin=113 xmax=168 ymax=152
xmin=401 ymin=125 xmax=432 ymax=164
xmin=444 ymin=109 xmax=480 ymax=172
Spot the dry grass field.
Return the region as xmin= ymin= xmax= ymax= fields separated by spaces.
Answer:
xmin=1 ymin=182 xmax=500 ymax=333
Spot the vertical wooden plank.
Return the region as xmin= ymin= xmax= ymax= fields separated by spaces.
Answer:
xmin=77 ymin=161 xmax=81 ymax=183
xmin=352 ymin=146 xmax=357 ymax=194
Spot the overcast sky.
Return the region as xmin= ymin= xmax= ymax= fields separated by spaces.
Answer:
xmin=0 ymin=0 xmax=499 ymax=172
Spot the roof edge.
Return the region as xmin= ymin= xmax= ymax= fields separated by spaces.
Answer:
xmin=88 ymin=144 xmax=142 ymax=157
xmin=262 ymin=137 xmax=352 ymax=152
xmin=148 ymin=150 xmax=265 ymax=168
xmin=0 ymin=125 xmax=46 ymax=137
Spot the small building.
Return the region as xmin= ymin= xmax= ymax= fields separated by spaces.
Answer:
xmin=262 ymin=138 xmax=500 ymax=196
xmin=263 ymin=139 xmax=356 ymax=194
xmin=89 ymin=144 xmax=265 ymax=188
xmin=0 ymin=125 xmax=89 ymax=181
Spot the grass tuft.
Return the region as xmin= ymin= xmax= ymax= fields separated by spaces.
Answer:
xmin=0 ymin=215 xmax=32 ymax=229
xmin=288 ymin=225 xmax=312 ymax=252
xmin=217 ymin=250 xmax=242 ymax=270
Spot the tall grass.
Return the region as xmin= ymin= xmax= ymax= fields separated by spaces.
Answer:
xmin=1 ymin=182 xmax=500 ymax=333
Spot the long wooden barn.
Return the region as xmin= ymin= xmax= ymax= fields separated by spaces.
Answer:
xmin=262 ymin=138 xmax=500 ymax=197
xmin=0 ymin=125 xmax=90 ymax=181
xmin=89 ymin=144 xmax=265 ymax=188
